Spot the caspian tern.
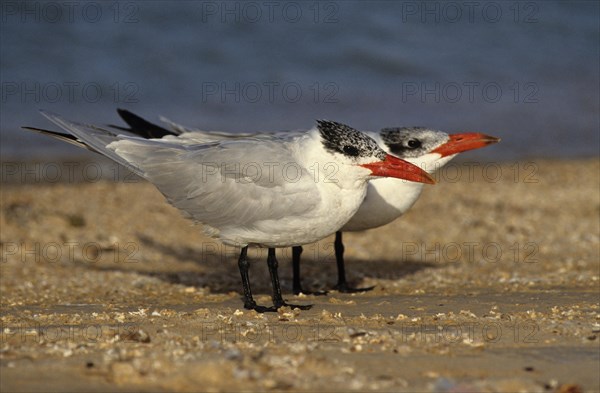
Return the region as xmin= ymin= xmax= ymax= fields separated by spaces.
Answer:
xmin=108 ymin=110 xmax=499 ymax=294
xmin=24 ymin=111 xmax=434 ymax=312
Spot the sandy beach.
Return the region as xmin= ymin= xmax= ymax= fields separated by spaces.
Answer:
xmin=1 ymin=159 xmax=598 ymax=392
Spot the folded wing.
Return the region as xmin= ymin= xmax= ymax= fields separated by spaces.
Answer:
xmin=41 ymin=112 xmax=322 ymax=237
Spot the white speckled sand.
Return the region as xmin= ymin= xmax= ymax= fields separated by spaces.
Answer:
xmin=1 ymin=159 xmax=598 ymax=392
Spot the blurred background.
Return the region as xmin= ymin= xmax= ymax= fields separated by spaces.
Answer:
xmin=1 ymin=0 xmax=598 ymax=161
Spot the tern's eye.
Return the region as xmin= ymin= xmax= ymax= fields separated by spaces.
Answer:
xmin=406 ymin=139 xmax=422 ymax=149
xmin=342 ymin=145 xmax=360 ymax=157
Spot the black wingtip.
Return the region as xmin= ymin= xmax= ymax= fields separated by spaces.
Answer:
xmin=22 ymin=126 xmax=70 ymax=138
xmin=21 ymin=126 xmax=94 ymax=151
xmin=114 ymin=109 xmax=176 ymax=139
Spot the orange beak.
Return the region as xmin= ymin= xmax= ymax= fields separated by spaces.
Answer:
xmin=361 ymin=154 xmax=435 ymax=184
xmin=432 ymin=133 xmax=500 ymax=157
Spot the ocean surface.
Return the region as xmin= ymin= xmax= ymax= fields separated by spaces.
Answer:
xmin=1 ymin=0 xmax=598 ymax=161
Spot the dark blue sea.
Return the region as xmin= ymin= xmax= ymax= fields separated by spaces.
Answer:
xmin=1 ymin=0 xmax=598 ymax=161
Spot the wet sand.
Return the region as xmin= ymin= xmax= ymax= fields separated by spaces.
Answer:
xmin=1 ymin=159 xmax=599 ymax=392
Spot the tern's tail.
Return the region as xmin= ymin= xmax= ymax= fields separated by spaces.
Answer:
xmin=25 ymin=111 xmax=158 ymax=177
xmin=22 ymin=126 xmax=96 ymax=152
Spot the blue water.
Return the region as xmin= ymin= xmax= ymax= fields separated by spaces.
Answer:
xmin=1 ymin=1 xmax=598 ymax=160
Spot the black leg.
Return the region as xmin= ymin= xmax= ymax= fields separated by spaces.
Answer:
xmin=292 ymin=246 xmax=328 ymax=296
xmin=334 ymin=231 xmax=346 ymax=286
xmin=238 ymin=246 xmax=256 ymax=309
xmin=267 ymin=248 xmax=285 ymax=307
xmin=292 ymin=246 xmax=303 ymax=295
xmin=267 ymin=248 xmax=312 ymax=310
xmin=332 ymin=231 xmax=375 ymax=293
xmin=238 ymin=246 xmax=274 ymax=313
